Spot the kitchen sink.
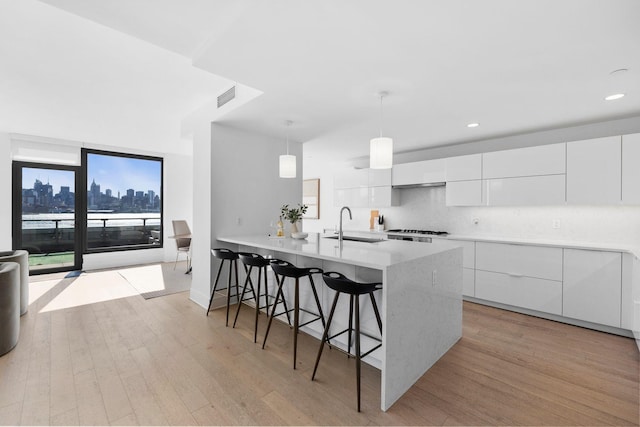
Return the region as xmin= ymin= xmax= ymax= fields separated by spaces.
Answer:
xmin=323 ymin=235 xmax=386 ymax=243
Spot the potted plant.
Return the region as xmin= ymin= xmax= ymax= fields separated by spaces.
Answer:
xmin=280 ymin=204 xmax=308 ymax=235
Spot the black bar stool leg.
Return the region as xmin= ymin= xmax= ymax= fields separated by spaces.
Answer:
xmin=262 ymin=266 xmax=270 ymax=315
xmin=225 ymin=259 xmax=236 ymax=327
xmin=253 ymin=267 xmax=262 ymax=343
xmin=308 ymin=276 xmax=326 ymax=329
xmin=232 ymin=265 xmax=255 ymax=329
xmin=272 ymin=271 xmax=292 ymax=326
xmin=312 ymin=291 xmax=340 ymax=380
xmin=262 ymin=274 xmax=287 ymax=349
xmin=293 ymin=278 xmax=300 ymax=369
xmin=348 ymin=294 xmax=354 ymax=356
xmin=206 ymin=260 xmax=225 ymax=316
xmin=370 ymin=293 xmax=383 ymax=334
xmin=355 ymin=295 xmax=361 ymax=412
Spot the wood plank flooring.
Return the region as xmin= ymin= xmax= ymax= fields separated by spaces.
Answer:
xmin=0 ymin=266 xmax=638 ymax=425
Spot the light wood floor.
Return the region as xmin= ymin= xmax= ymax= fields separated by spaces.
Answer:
xmin=1 ymin=266 xmax=638 ymax=426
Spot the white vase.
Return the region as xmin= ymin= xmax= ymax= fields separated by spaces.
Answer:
xmin=290 ymin=221 xmax=299 ymax=235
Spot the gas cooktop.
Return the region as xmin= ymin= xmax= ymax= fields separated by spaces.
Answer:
xmin=387 ymin=229 xmax=449 ymax=236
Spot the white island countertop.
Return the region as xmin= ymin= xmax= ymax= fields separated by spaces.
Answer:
xmin=218 ymin=233 xmax=459 ymax=270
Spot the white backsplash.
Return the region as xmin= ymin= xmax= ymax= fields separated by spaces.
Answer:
xmin=319 ymin=186 xmax=640 ymax=248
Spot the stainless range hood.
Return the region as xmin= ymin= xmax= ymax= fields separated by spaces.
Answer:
xmin=391 ymin=182 xmax=446 ymax=189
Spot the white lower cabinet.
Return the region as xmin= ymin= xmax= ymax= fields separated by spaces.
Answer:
xmin=563 ymin=249 xmax=622 ymax=328
xmin=463 ymin=268 xmax=475 ymax=297
xmin=475 ymin=270 xmax=562 ymax=315
xmin=448 ymin=239 xmax=476 ymax=296
xmin=475 ymin=242 xmax=563 ymax=314
xmin=476 ymin=242 xmax=563 ymax=281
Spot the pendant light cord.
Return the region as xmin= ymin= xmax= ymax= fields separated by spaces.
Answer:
xmin=379 ymin=94 xmax=383 ymax=138
xmin=286 ymin=120 xmax=290 ymax=155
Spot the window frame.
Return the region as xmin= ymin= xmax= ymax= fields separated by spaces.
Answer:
xmin=81 ymin=148 xmax=164 ymax=254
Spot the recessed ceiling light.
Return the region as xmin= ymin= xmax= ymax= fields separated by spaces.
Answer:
xmin=467 ymin=123 xmax=479 ymax=128
xmin=605 ymin=93 xmax=625 ymax=101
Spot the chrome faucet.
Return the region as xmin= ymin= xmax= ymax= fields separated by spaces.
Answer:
xmin=339 ymin=206 xmax=352 ymax=247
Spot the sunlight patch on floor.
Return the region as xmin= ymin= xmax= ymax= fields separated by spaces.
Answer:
xmin=39 ymin=270 xmax=138 ymax=313
xmin=117 ymin=264 xmax=167 ymax=294
xmin=29 ymin=279 xmax=63 ymax=306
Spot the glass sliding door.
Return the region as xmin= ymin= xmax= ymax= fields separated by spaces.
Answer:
xmin=12 ymin=162 xmax=82 ymax=274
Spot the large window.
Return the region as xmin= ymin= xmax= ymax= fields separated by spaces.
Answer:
xmin=82 ymin=149 xmax=163 ymax=252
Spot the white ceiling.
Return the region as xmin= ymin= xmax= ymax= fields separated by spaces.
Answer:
xmin=0 ymin=0 xmax=233 ymax=154
xmin=5 ymin=0 xmax=640 ymax=161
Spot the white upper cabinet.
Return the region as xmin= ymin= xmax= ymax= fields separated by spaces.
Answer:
xmin=444 ymin=154 xmax=483 ymax=206
xmin=484 ymin=175 xmax=566 ymax=206
xmin=567 ymin=136 xmax=622 ymax=204
xmin=392 ymin=159 xmax=446 ymax=186
xmin=368 ymin=168 xmax=392 ymax=187
xmin=334 ymin=167 xmax=396 ymax=207
xmin=622 ymin=133 xmax=640 ymax=204
xmin=445 ymin=154 xmax=482 ymax=181
xmin=334 ymin=168 xmax=369 ymax=189
xmin=446 ymin=180 xmax=483 ymax=206
xmin=482 ymin=143 xmax=566 ymax=179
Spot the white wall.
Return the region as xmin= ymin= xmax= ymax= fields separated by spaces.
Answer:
xmin=189 ymin=122 xmax=213 ymax=307
xmin=189 ymin=122 xmax=303 ymax=309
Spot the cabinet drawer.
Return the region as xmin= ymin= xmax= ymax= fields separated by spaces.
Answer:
xmin=483 ymin=143 xmax=566 ymax=179
xmin=476 ymin=242 xmax=563 ymax=281
xmin=475 ymin=270 xmax=562 ymax=315
xmin=484 ymin=174 xmax=566 ymax=206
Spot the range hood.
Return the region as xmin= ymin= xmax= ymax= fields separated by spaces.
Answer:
xmin=392 ymin=182 xmax=446 ymax=189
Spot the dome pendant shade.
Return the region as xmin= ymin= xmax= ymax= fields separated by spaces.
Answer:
xmin=370 ymin=137 xmax=393 ymax=169
xmin=279 ymin=154 xmax=296 ymax=178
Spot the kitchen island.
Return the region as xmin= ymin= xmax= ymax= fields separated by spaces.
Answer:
xmin=217 ymin=233 xmax=462 ymax=411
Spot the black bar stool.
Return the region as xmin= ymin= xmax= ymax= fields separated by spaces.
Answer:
xmin=207 ymin=248 xmax=240 ymax=326
xmin=232 ymin=252 xmax=273 ymax=343
xmin=262 ymin=259 xmax=326 ymax=369
xmin=312 ymin=271 xmax=383 ymax=412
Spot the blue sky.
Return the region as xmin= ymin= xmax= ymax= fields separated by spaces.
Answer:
xmin=23 ymin=168 xmax=74 ymax=193
xmin=88 ymin=153 xmax=161 ymax=196
xmin=22 ymin=154 xmax=161 ymax=196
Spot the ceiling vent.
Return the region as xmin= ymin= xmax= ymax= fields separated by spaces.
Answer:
xmin=217 ymin=86 xmax=236 ymax=108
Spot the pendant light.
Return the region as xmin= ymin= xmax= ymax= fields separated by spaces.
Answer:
xmin=279 ymin=120 xmax=296 ymax=178
xmin=370 ymin=91 xmax=393 ymax=169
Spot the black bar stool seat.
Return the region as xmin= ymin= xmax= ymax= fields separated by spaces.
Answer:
xmin=312 ymin=271 xmax=383 ymax=412
xmin=207 ymin=248 xmax=241 ymax=326
xmin=232 ymin=252 xmax=274 ymax=342
xmin=262 ymin=259 xmax=326 ymax=369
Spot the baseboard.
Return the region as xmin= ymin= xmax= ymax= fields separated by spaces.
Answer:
xmin=465 ymin=296 xmax=635 ymax=340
